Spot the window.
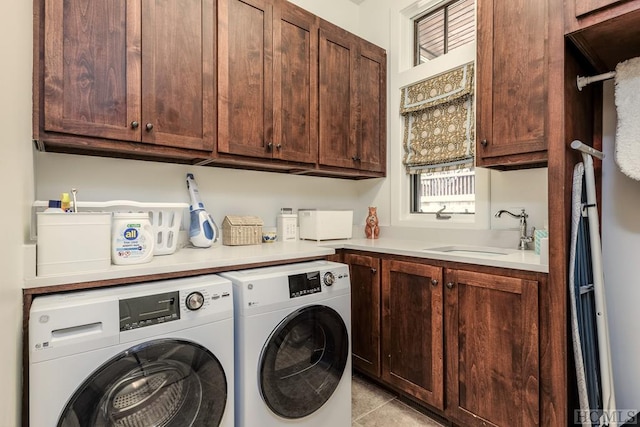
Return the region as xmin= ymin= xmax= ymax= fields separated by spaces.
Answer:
xmin=405 ymin=0 xmax=476 ymax=219
xmin=414 ymin=0 xmax=475 ymax=65
xmin=411 ymin=168 xmax=475 ymax=214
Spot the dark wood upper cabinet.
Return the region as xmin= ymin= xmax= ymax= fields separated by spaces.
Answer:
xmin=142 ymin=0 xmax=216 ymax=151
xmin=476 ymin=0 xmax=549 ymax=169
xmin=565 ymin=0 xmax=640 ymax=73
xmin=35 ymin=0 xmax=386 ymax=177
xmin=573 ymin=0 xmax=630 ymax=17
xmin=274 ymin=2 xmax=319 ymax=163
xmin=217 ymin=0 xmax=317 ymax=164
xmin=41 ymin=0 xmax=215 ymax=152
xmin=444 ymin=268 xmax=540 ymax=427
xmin=318 ymin=20 xmax=386 ymax=176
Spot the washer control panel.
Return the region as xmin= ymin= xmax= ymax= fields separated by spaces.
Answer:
xmin=119 ymin=291 xmax=180 ymax=331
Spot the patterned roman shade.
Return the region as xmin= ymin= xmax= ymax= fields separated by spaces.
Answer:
xmin=401 ymin=62 xmax=475 ymax=173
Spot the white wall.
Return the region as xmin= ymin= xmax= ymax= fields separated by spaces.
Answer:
xmin=1 ymin=1 xmax=35 ymax=425
xmin=34 ymin=153 xmax=361 ymax=230
xmin=602 ymin=80 xmax=640 ymax=417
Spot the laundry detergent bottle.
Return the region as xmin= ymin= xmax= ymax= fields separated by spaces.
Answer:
xmin=111 ymin=212 xmax=155 ymax=265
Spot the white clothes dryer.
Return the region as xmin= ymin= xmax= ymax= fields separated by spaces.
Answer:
xmin=221 ymin=260 xmax=351 ymax=427
xmin=28 ymin=275 xmax=234 ymax=427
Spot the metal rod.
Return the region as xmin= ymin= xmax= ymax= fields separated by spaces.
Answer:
xmin=576 ymin=71 xmax=616 ymax=91
xmin=571 ymin=140 xmax=604 ymax=160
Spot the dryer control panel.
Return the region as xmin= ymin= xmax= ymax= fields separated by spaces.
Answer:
xmin=288 ymin=271 xmax=322 ymax=298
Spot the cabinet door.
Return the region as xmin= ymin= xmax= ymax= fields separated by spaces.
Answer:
xmin=445 ymin=269 xmax=539 ymax=427
xmin=382 ymin=260 xmax=444 ymax=410
xmin=141 ymin=0 xmax=216 ymax=151
xmin=345 ymin=253 xmax=381 ymax=378
xmin=44 ymin=0 xmax=141 ymax=141
xmin=357 ymin=43 xmax=386 ymax=174
xmin=476 ymin=0 xmax=547 ymax=167
xmin=272 ymin=2 xmax=318 ymax=164
xmin=574 ymin=0 xmax=628 ymax=17
xmin=218 ymin=0 xmax=273 ymax=158
xmin=318 ymin=24 xmax=358 ymax=170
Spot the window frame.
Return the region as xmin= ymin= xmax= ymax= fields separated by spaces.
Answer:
xmin=389 ymin=0 xmax=488 ymax=230
xmin=413 ymin=0 xmax=475 ymax=66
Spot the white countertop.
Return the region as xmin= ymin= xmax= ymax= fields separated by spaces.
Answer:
xmin=24 ymin=240 xmax=335 ymax=289
xmin=324 ymin=238 xmax=548 ymax=273
xmin=24 ymin=237 xmax=547 ymax=289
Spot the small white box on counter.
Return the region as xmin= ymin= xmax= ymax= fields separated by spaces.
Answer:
xmin=36 ymin=212 xmax=112 ymax=276
xmin=298 ymin=209 xmax=353 ymax=241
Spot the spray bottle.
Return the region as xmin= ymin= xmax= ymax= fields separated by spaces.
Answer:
xmin=186 ymin=173 xmax=218 ymax=248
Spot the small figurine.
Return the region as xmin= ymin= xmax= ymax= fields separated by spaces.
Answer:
xmin=365 ymin=206 xmax=379 ymax=239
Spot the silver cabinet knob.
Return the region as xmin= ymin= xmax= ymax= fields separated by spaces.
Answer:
xmin=431 ymin=279 xmax=438 ymax=287
xmin=130 ymin=121 xmax=139 ymax=129
xmin=145 ymin=123 xmax=154 ymax=131
xmin=446 ymin=282 xmax=454 ymax=290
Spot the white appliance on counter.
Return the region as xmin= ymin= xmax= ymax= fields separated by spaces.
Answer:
xmin=221 ymin=261 xmax=351 ymax=427
xmin=29 ymin=275 xmax=234 ymax=427
xmin=298 ymin=209 xmax=353 ymax=241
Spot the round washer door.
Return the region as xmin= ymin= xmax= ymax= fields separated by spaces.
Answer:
xmin=57 ymin=338 xmax=227 ymax=427
xmin=259 ymin=304 xmax=349 ymax=419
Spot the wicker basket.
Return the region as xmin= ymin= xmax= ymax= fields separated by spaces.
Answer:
xmin=222 ymin=215 xmax=263 ymax=246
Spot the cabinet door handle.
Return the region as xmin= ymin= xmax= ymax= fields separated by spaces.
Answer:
xmin=446 ymin=282 xmax=454 ymax=290
xmin=145 ymin=123 xmax=154 ymax=131
xmin=371 ymin=268 xmax=377 ymax=274
xmin=352 ymin=155 xmax=361 ymax=161
xmin=480 ymin=139 xmax=488 ymax=147
xmin=276 ymin=143 xmax=282 ymax=150
xmin=431 ymin=279 xmax=438 ymax=287
xmin=130 ymin=121 xmax=139 ymax=129
xmin=267 ymin=142 xmax=273 ymax=151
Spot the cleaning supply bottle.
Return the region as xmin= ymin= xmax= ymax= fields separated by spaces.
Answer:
xmin=111 ymin=212 xmax=154 ymax=265
xmin=186 ymin=173 xmax=218 ymax=247
xmin=60 ymin=193 xmax=71 ymax=212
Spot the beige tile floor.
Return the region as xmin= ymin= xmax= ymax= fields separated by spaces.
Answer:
xmin=352 ymin=373 xmax=445 ymax=427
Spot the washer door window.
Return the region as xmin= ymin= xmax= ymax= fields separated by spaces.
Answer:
xmin=259 ymin=305 xmax=349 ymax=419
xmin=58 ymin=339 xmax=227 ymax=427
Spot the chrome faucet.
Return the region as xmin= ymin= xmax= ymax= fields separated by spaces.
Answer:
xmin=495 ymin=208 xmax=535 ymax=250
xmin=436 ymin=205 xmax=451 ymax=220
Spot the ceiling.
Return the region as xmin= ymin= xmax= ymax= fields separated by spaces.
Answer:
xmin=349 ymin=0 xmax=366 ymax=4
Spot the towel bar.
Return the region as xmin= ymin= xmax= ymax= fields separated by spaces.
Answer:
xmin=576 ymin=71 xmax=616 ymax=91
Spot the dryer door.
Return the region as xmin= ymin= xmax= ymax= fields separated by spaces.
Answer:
xmin=259 ymin=304 xmax=349 ymax=419
xmin=57 ymin=338 xmax=227 ymax=427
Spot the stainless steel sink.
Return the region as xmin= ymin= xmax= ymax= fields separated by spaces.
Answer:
xmin=422 ymin=245 xmax=517 ymax=256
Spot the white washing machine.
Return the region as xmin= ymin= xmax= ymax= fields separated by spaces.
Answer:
xmin=221 ymin=260 xmax=351 ymax=427
xmin=28 ymin=275 xmax=234 ymax=427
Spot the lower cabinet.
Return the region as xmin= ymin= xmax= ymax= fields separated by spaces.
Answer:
xmin=382 ymin=259 xmax=444 ymax=409
xmin=345 ymin=252 xmax=542 ymax=427
xmin=345 ymin=253 xmax=381 ymax=377
xmin=444 ymin=268 xmax=540 ymax=427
